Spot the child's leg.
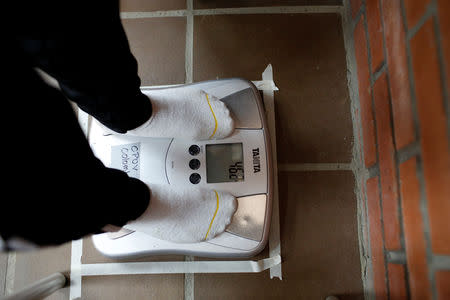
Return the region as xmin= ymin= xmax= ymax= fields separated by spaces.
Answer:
xmin=1 ymin=50 xmax=150 ymax=246
xmin=15 ymin=1 xmax=152 ymax=134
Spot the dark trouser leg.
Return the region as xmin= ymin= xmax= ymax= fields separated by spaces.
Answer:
xmin=14 ymin=1 xmax=152 ymax=133
xmin=1 ymin=41 xmax=150 ymax=246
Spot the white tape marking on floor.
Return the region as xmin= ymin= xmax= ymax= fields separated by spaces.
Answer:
xmin=80 ymin=255 xmax=281 ymax=276
xmin=262 ymin=64 xmax=283 ymax=280
xmin=69 ymin=239 xmax=83 ymax=300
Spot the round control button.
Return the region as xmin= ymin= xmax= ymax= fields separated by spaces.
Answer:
xmin=189 ymin=173 xmax=201 ymax=184
xmin=189 ymin=145 xmax=200 ymax=156
xmin=189 ymin=159 xmax=201 ymax=170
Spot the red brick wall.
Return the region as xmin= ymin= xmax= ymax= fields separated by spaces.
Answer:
xmin=346 ymin=0 xmax=450 ymax=299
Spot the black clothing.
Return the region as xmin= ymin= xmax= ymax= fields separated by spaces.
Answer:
xmin=2 ymin=1 xmax=151 ymax=246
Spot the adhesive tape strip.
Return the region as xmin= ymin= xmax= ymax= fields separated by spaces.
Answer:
xmin=80 ymin=255 xmax=281 ymax=276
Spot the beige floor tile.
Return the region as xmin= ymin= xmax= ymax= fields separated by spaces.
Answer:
xmin=193 ymin=14 xmax=352 ymax=163
xmin=120 ymin=0 xmax=186 ymax=12
xmin=82 ymin=274 xmax=184 ymax=299
xmin=194 ymin=0 xmax=342 ymax=9
xmin=12 ymin=242 xmax=71 ymax=300
xmin=122 ymin=18 xmax=186 ymax=86
xmin=194 ymin=171 xmax=363 ymax=299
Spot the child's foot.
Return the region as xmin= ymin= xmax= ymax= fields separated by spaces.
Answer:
xmin=124 ymin=184 xmax=237 ymax=243
xmin=127 ymin=87 xmax=234 ymax=140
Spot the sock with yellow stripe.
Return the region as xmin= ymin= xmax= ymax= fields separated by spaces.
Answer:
xmin=123 ymin=184 xmax=237 ymax=243
xmin=126 ymin=87 xmax=234 ymax=140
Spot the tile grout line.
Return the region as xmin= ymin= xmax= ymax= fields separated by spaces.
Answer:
xmin=367 ymin=164 xmax=379 ymax=178
xmin=431 ymin=1 xmax=450 ymax=147
xmin=371 ymin=62 xmax=387 ymax=86
xmin=396 ymin=141 xmax=421 ymax=164
xmin=4 ymin=252 xmax=15 ymax=296
xmin=120 ymin=5 xmax=343 ymax=19
xmin=184 ymin=1 xmax=195 ymax=299
xmin=341 ymin=1 xmax=374 ymax=299
xmin=386 ymin=250 xmax=407 ymax=264
xmin=121 ymin=10 xmax=187 ymax=18
xmin=432 ymin=255 xmax=450 ymax=270
xmin=375 ymin=170 xmax=392 ymax=299
xmin=405 ymin=1 xmax=436 ymax=41
xmin=185 ymin=0 xmax=194 ymax=84
xmin=350 ymin=4 xmax=365 ymax=33
xmin=361 ymin=0 xmax=381 ymax=172
xmin=184 ymin=256 xmax=194 ymax=300
xmin=361 ymin=2 xmax=393 ymax=297
xmin=193 ymin=6 xmax=343 ymax=15
xmin=278 ymin=163 xmax=352 ymax=172
xmin=414 ymin=150 xmax=437 ymax=299
xmin=1 ymin=255 xmax=4 ymax=297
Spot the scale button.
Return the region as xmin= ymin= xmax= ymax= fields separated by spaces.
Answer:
xmin=189 ymin=173 xmax=201 ymax=184
xmin=189 ymin=145 xmax=201 ymax=156
xmin=189 ymin=159 xmax=201 ymax=170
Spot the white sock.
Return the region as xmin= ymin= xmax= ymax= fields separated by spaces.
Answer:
xmin=127 ymin=87 xmax=234 ymax=140
xmin=124 ymin=184 xmax=237 ymax=243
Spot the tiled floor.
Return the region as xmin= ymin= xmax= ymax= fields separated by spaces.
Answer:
xmin=1 ymin=1 xmax=364 ymax=299
xmin=6 ymin=244 xmax=72 ymax=300
xmin=193 ymin=13 xmax=353 ymax=163
xmin=195 ymin=172 xmax=362 ymax=300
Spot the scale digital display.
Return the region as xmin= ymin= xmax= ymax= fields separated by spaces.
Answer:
xmin=206 ymin=143 xmax=244 ymax=183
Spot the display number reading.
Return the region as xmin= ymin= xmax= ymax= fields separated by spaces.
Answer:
xmin=228 ymin=161 xmax=244 ymax=181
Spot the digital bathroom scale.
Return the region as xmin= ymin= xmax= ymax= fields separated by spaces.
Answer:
xmin=89 ymin=78 xmax=273 ymax=258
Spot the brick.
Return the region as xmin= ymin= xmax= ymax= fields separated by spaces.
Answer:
xmin=373 ymin=74 xmax=401 ymax=250
xmin=403 ymin=0 xmax=431 ymax=29
xmin=351 ymin=0 xmax=363 ymax=19
xmin=438 ymin=0 xmax=450 ymax=93
xmin=435 ymin=271 xmax=450 ymax=300
xmin=387 ymin=264 xmax=407 ymax=300
xmin=366 ymin=176 xmax=388 ymax=300
xmin=354 ymin=17 xmax=377 ymax=167
xmin=399 ymin=158 xmax=432 ymax=300
xmin=381 ymin=0 xmax=415 ymax=149
xmin=410 ymin=20 xmax=450 ymax=254
xmin=366 ymin=0 xmax=384 ymax=72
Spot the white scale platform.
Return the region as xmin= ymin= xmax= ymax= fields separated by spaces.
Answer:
xmin=89 ymin=79 xmax=274 ymax=258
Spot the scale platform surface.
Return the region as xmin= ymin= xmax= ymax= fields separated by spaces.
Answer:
xmin=89 ymin=78 xmax=273 ymax=258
